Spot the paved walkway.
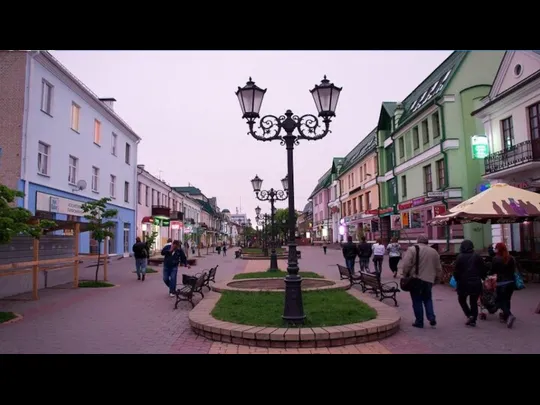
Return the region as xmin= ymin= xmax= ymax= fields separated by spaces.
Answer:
xmin=1 ymin=247 xmax=539 ymax=353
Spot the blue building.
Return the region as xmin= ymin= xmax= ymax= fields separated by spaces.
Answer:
xmin=0 ymin=51 xmax=141 ymax=255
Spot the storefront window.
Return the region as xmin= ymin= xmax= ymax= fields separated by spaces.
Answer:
xmin=410 ymin=211 xmax=423 ymax=229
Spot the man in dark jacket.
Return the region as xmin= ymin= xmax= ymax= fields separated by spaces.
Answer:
xmin=357 ymin=236 xmax=372 ymax=273
xmin=342 ymin=236 xmax=358 ymax=274
xmin=453 ymin=239 xmax=487 ymax=327
xmin=132 ymin=237 xmax=149 ymax=281
xmin=161 ymin=240 xmax=187 ymax=297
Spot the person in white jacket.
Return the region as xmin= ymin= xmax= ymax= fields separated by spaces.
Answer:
xmin=372 ymin=238 xmax=386 ymax=277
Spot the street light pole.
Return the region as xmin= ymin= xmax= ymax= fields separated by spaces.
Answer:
xmin=251 ymin=175 xmax=288 ymax=270
xmin=236 ymin=75 xmax=343 ymax=325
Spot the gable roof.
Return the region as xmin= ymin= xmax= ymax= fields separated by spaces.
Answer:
xmin=309 ymin=167 xmax=333 ymax=199
xmin=394 ymin=51 xmax=468 ymax=130
xmin=173 ymin=186 xmax=202 ymax=195
xmin=197 ymin=199 xmax=216 ymax=215
xmin=331 ymin=157 xmax=345 ymax=174
xmin=338 ymin=127 xmax=377 ymax=176
xmin=377 ymin=102 xmax=398 ymax=131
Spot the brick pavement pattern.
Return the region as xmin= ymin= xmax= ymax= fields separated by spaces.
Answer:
xmin=1 ymin=247 xmax=539 ymax=354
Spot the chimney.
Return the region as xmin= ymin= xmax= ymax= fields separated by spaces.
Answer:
xmin=393 ymin=102 xmax=404 ymax=130
xmin=99 ymin=97 xmax=117 ymax=110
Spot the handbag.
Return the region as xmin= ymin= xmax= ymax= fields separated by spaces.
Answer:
xmin=514 ymin=271 xmax=525 ymax=290
xmin=400 ymin=245 xmax=421 ymax=292
xmin=449 ymin=275 xmax=457 ymax=289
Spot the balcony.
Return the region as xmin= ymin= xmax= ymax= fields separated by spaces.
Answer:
xmin=170 ymin=211 xmax=184 ymax=221
xmin=484 ymin=138 xmax=540 ymax=177
xmin=152 ymin=205 xmax=170 ymax=217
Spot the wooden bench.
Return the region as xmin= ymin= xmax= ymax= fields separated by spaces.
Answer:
xmin=202 ymin=265 xmax=218 ymax=291
xmin=336 ymin=264 xmax=363 ymax=288
xmin=174 ymin=271 xmax=207 ymax=309
xmin=360 ymin=272 xmax=400 ymax=307
xmin=235 ymin=250 xmax=242 ymax=259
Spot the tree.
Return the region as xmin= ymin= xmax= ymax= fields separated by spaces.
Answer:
xmin=80 ymin=197 xmax=118 ymax=282
xmin=145 ymin=231 xmax=159 ymax=254
xmin=0 ymin=184 xmax=55 ymax=244
xmin=274 ymin=208 xmax=298 ymax=241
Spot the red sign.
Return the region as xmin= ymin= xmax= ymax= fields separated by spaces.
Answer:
xmin=365 ymin=209 xmax=379 ymax=215
xmin=433 ymin=205 xmax=446 ymax=216
xmin=378 ymin=207 xmax=394 ymax=215
xmin=398 ymin=201 xmax=413 ymax=210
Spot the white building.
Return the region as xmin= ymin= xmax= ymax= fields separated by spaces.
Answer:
xmin=327 ymin=158 xmax=344 ymax=243
xmin=182 ymin=194 xmax=201 ymax=239
xmin=0 ymin=51 xmax=140 ymax=255
xmin=230 ymin=212 xmax=248 ymax=225
xmin=472 ymin=50 xmax=540 ymax=253
xmin=136 ymin=165 xmax=186 ymax=250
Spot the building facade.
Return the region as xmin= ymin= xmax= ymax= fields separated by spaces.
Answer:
xmin=327 ymin=158 xmax=344 ymax=243
xmin=472 ymin=51 xmax=540 ymax=253
xmin=337 ymin=129 xmax=378 ymax=242
xmin=309 ymin=169 xmax=332 ymax=242
xmin=0 ymin=51 xmax=140 ymax=255
xmin=376 ymin=51 xmax=505 ymax=251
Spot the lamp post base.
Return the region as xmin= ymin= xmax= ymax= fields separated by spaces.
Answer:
xmin=282 ymin=275 xmax=306 ymax=325
xmin=269 ymin=250 xmax=279 ymax=270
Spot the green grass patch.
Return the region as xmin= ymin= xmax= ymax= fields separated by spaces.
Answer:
xmin=132 ymin=267 xmax=158 ymax=274
xmin=212 ymin=290 xmax=376 ymax=328
xmin=0 ymin=312 xmax=17 ymax=324
xmin=242 ymin=248 xmax=285 ymax=255
xmin=233 ymin=270 xmax=322 ymax=280
xmin=78 ymin=281 xmax=115 ymax=288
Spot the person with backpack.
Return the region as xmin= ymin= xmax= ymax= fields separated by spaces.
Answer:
xmin=132 ymin=237 xmax=149 ymax=281
xmin=342 ymin=235 xmax=358 ymax=274
xmin=386 ymin=237 xmax=402 ymax=278
xmin=399 ymin=235 xmax=442 ymax=328
xmin=357 ymin=236 xmax=372 ymax=273
xmin=161 ymin=240 xmax=187 ymax=297
xmin=453 ymin=239 xmax=487 ymax=327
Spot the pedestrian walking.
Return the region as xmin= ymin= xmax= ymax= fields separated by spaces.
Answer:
xmin=132 ymin=237 xmax=149 ymax=281
xmin=398 ymin=235 xmax=442 ymax=328
xmin=322 ymin=242 xmax=327 ymax=255
xmin=161 ymin=240 xmax=186 ymax=297
xmin=453 ymin=240 xmax=487 ymax=327
xmin=387 ymin=237 xmax=402 ymax=278
xmin=357 ymin=236 xmax=372 ymax=273
xmin=222 ymin=243 xmax=227 ymax=256
xmin=491 ymin=242 xmax=517 ymax=328
xmin=342 ymin=235 xmax=358 ymax=274
xmin=184 ymin=240 xmax=190 ymax=258
xmin=371 ymin=238 xmax=386 ymax=276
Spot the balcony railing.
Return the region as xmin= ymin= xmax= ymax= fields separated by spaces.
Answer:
xmin=485 ymin=138 xmax=540 ymax=175
xmin=152 ymin=205 xmax=171 ymax=217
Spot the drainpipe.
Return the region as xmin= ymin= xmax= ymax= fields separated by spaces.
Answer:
xmin=435 ymin=98 xmax=450 ymax=252
xmin=21 ymin=52 xmax=34 ymax=209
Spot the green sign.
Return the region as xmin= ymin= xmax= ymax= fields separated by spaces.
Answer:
xmin=471 ymin=135 xmax=489 ymax=159
xmin=153 ymin=217 xmax=170 ymax=227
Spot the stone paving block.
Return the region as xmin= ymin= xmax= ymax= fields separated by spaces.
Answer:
xmin=255 ymin=327 xmax=278 ymax=340
xmin=311 ymin=327 xmax=330 ymax=339
xmin=299 ymin=328 xmax=315 ymax=341
xmin=334 ymin=325 xmax=356 ymax=338
xmin=243 ymin=327 xmax=266 ymax=339
xmin=230 ymin=325 xmax=256 ymax=338
xmin=269 ymin=328 xmax=287 ymax=341
xmin=322 ymin=326 xmax=343 ymax=339
xmin=284 ymin=328 xmax=300 ymax=341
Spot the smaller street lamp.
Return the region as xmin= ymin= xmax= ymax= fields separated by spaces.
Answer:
xmin=251 ymin=175 xmax=288 ymax=270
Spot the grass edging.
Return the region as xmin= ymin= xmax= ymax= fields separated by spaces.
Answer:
xmin=211 ymin=289 xmax=376 ymax=328
xmin=0 ymin=312 xmax=23 ymax=325
xmin=132 ymin=267 xmax=158 ymax=274
xmin=233 ymin=270 xmax=322 ymax=280
xmin=78 ymin=280 xmax=116 ymax=288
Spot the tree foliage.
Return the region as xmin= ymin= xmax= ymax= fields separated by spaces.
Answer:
xmin=274 ymin=208 xmax=298 ymax=239
xmin=0 ymin=184 xmax=55 ymax=244
xmin=80 ymin=197 xmax=118 ymax=281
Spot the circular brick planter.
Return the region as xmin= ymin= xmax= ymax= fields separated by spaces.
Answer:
xmin=189 ymin=289 xmax=401 ymax=348
xmin=0 ymin=313 xmax=23 ymax=326
xmin=241 ymin=255 xmax=288 ymax=260
xmin=212 ymin=278 xmax=350 ymax=293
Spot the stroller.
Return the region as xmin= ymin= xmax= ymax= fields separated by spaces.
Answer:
xmin=479 ymin=275 xmax=498 ymax=320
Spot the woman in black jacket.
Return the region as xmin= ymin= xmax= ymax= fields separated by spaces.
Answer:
xmin=453 ymin=240 xmax=487 ymax=327
xmin=492 ymin=242 xmax=517 ymax=328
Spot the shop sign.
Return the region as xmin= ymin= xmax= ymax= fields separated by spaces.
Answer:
xmin=365 ymin=209 xmax=379 ymax=215
xmin=412 ymin=197 xmax=425 ymax=207
xmin=390 ymin=214 xmax=402 ymax=230
xmin=433 ymin=205 xmax=446 ymax=216
xmin=471 ymin=135 xmax=489 ymax=159
xmin=171 ymin=221 xmax=182 ymax=230
xmin=378 ymin=207 xmax=394 ymax=215
xmin=398 ymin=201 xmax=413 ymax=210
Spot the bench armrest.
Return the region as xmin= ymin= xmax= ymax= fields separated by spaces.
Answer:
xmin=382 ymin=281 xmax=399 ymax=290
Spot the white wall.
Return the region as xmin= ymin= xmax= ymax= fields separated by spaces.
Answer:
xmin=25 ymin=55 xmax=138 ymax=211
xmin=136 ymin=170 xmax=171 ymax=243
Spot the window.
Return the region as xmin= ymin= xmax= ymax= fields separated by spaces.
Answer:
xmin=124 ymin=182 xmax=130 ymax=203
xmin=145 ymin=185 xmax=149 ymax=206
xmin=413 ymin=127 xmax=420 ymax=149
xmin=436 ymin=159 xmax=445 ymax=189
xmin=347 ymin=200 xmax=351 ymax=215
xmin=137 ymin=182 xmax=142 ymax=204
xmin=501 ymin=117 xmax=514 ymax=150
xmin=422 ymin=119 xmax=429 ymax=144
xmin=432 ymin=112 xmax=441 ymax=138
xmin=91 ymin=166 xmax=99 ymax=192
xmin=68 ymin=155 xmax=78 ymax=184
xmin=94 ymin=120 xmax=101 ymax=145
xmin=350 ymin=172 xmax=354 ymax=188
xmin=423 ymin=164 xmax=432 ymax=193
xmin=352 ymin=198 xmax=357 ymax=213
xmin=37 ymin=142 xmax=50 ymax=175
xmin=401 ymin=175 xmax=407 ymax=197
xmin=528 ymin=102 xmax=540 ymax=140
xmin=363 ymin=163 xmax=367 ymax=179
xmin=110 ymin=175 xmax=116 ymax=198
xmin=111 ymin=133 xmax=118 ymax=156
xmin=359 ymin=195 xmax=364 ymax=211
xmin=41 ymin=80 xmax=53 ymax=115
xmin=366 ymin=191 xmax=371 ymax=209
xmin=71 ymin=103 xmax=80 ymax=132
xmin=399 ymin=137 xmax=404 ymax=158
xmin=125 ymin=143 xmax=131 ymax=164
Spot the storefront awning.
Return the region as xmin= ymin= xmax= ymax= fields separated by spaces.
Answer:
xmin=141 ymin=216 xmax=154 ymax=224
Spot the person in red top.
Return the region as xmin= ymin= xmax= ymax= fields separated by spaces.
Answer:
xmin=491 ymin=242 xmax=517 ymax=328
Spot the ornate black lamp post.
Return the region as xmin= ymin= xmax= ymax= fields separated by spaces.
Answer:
xmin=236 ymin=75 xmax=343 ymax=324
xmin=255 ymin=209 xmax=270 ymax=256
xmin=251 ymin=174 xmax=288 ymax=270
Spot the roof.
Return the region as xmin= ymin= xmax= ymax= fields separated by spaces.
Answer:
xmin=197 ymin=199 xmax=216 ymax=215
xmin=222 ymin=209 xmax=230 ymax=213
xmin=302 ymin=201 xmax=313 ymax=214
xmin=338 ymin=127 xmax=377 ymax=176
xmin=377 ymin=102 xmax=398 ymax=130
xmin=331 ymin=157 xmax=345 ymax=174
xmin=308 ymin=167 xmax=333 ymax=199
xmin=394 ymin=51 xmax=468 ymax=130
xmin=172 ymin=186 xmax=202 ymax=195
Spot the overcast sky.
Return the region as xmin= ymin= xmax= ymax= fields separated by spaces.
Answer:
xmin=51 ymin=50 xmax=452 ymax=224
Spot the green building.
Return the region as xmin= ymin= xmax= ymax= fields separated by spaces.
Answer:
xmin=375 ymin=51 xmax=505 ymax=252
